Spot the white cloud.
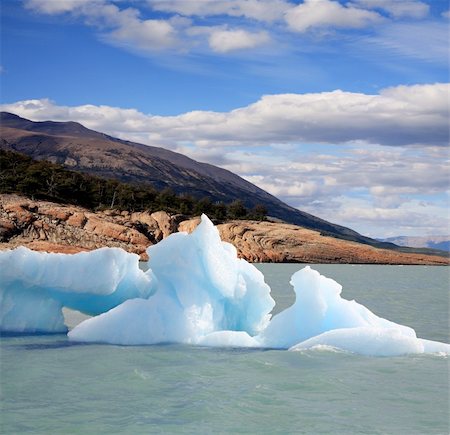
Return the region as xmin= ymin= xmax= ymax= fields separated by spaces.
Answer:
xmin=25 ymin=0 xmax=179 ymax=53
xmin=2 ymin=86 xmax=448 ymax=238
xmin=321 ymin=197 xmax=449 ymax=238
xmin=244 ymin=176 xmax=319 ymax=197
xmin=208 ymin=28 xmax=270 ymax=52
xmin=23 ymin=0 xmax=443 ymax=60
xmin=149 ymin=0 xmax=292 ymax=23
xmin=442 ymin=9 xmax=450 ymax=19
xmin=352 ymin=0 xmax=429 ymax=19
xmin=24 ymin=0 xmax=93 ymax=14
xmin=2 ymin=83 xmax=448 ymax=148
xmin=219 ymin=145 xmax=449 ymax=238
xmin=106 ymin=18 xmax=177 ymax=51
xmin=285 ymin=0 xmax=383 ymax=33
xmin=24 ymin=0 xmax=276 ymax=55
xmin=232 ymin=147 xmax=449 ymax=201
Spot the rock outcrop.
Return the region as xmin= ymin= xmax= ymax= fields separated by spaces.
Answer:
xmin=180 ymin=218 xmax=449 ymax=264
xmin=0 ymin=194 xmax=448 ymax=265
xmin=0 ymin=194 xmax=180 ymax=260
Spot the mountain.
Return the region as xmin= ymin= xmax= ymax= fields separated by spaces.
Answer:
xmin=0 ymin=112 xmax=437 ymax=252
xmin=380 ymin=236 xmax=450 ymax=252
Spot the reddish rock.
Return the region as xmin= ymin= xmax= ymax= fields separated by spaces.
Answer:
xmin=150 ymin=211 xmax=177 ymax=239
xmin=66 ymin=212 xmax=87 ymax=227
xmin=178 ymin=218 xmax=450 ymax=266
xmin=0 ymin=194 xmax=448 ymax=265
xmin=5 ymin=203 xmax=34 ymax=224
xmin=39 ymin=206 xmax=72 ymax=222
xmin=84 ymin=216 xmax=149 ymax=245
xmin=178 ymin=217 xmax=201 ymax=234
xmin=0 ymin=218 xmax=15 ymax=232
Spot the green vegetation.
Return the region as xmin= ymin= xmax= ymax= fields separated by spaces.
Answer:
xmin=0 ymin=149 xmax=267 ymax=220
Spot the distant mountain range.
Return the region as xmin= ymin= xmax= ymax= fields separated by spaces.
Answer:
xmin=0 ymin=111 xmax=444 ymax=256
xmin=380 ymin=236 xmax=450 ymax=252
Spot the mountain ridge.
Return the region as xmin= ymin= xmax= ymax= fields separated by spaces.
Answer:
xmin=380 ymin=236 xmax=450 ymax=252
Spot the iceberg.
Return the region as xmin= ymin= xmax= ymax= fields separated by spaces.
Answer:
xmin=259 ymin=266 xmax=416 ymax=349
xmin=69 ymin=215 xmax=275 ymax=345
xmin=1 ymin=214 xmax=449 ymax=356
xmin=0 ymin=247 xmax=154 ymax=333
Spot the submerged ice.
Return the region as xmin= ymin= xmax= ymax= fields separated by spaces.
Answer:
xmin=1 ymin=215 xmax=449 ymax=356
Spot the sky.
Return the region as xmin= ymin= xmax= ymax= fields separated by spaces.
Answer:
xmin=1 ymin=0 xmax=449 ymax=238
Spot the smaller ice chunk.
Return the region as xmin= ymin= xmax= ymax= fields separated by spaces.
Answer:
xmin=259 ymin=266 xmax=415 ymax=349
xmin=0 ymin=247 xmax=155 ymax=333
xmin=0 ymin=247 xmax=149 ymax=296
xmin=289 ymin=327 xmax=425 ymax=356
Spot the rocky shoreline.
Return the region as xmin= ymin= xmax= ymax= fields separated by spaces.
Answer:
xmin=0 ymin=194 xmax=447 ymax=265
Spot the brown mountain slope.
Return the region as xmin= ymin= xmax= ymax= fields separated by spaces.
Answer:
xmin=0 ymin=194 xmax=447 ymax=265
xmin=0 ymin=112 xmax=399 ymax=249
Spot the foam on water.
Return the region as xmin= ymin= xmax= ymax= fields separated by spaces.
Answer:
xmin=1 ymin=215 xmax=449 ymax=356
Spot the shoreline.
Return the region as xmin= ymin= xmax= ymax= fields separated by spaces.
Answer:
xmin=1 ymin=194 xmax=448 ymax=266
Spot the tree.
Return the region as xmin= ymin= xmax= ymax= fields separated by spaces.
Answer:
xmin=212 ymin=202 xmax=227 ymax=220
xmin=248 ymin=204 xmax=267 ymax=221
xmin=179 ymin=194 xmax=194 ymax=215
xmin=156 ymin=187 xmax=177 ymax=210
xmin=227 ymin=199 xmax=247 ymax=219
xmin=194 ymin=197 xmax=213 ymax=216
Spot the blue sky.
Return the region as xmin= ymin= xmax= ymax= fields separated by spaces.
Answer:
xmin=1 ymin=0 xmax=449 ymax=237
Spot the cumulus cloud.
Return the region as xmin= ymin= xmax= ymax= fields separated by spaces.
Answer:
xmin=23 ymin=0 xmax=439 ymax=59
xmin=23 ymin=0 xmax=276 ymax=54
xmin=233 ymin=146 xmax=448 ymax=202
xmin=106 ymin=18 xmax=177 ymax=51
xmin=24 ymin=0 xmax=179 ymax=53
xmin=244 ymin=176 xmax=319 ymax=197
xmin=327 ymin=198 xmax=449 ymax=237
xmin=24 ymin=0 xmax=93 ymax=14
xmin=2 ymin=85 xmax=448 ymax=238
xmin=208 ymin=28 xmax=270 ymax=52
xmin=220 ymin=144 xmax=449 ymax=237
xmin=2 ymin=83 xmax=448 ymax=147
xmin=285 ymin=0 xmax=383 ymax=33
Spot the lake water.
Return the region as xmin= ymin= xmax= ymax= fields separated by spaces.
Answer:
xmin=1 ymin=264 xmax=449 ymax=434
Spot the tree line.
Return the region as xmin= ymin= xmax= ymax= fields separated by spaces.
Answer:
xmin=0 ymin=149 xmax=267 ymax=220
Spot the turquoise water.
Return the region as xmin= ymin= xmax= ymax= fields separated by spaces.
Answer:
xmin=1 ymin=265 xmax=449 ymax=434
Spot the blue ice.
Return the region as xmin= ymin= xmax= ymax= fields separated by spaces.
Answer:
xmin=1 ymin=215 xmax=449 ymax=356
